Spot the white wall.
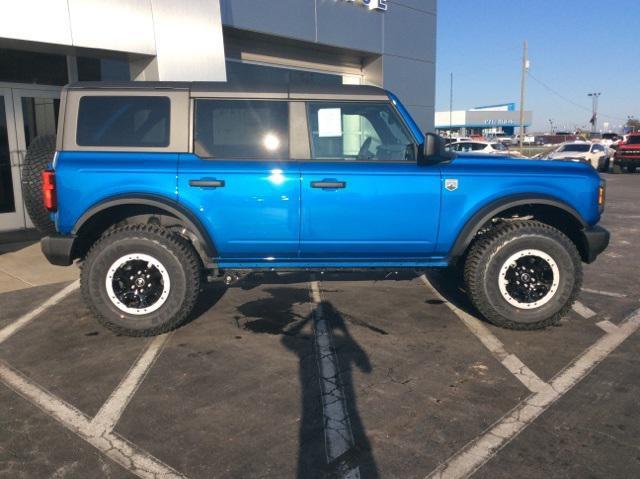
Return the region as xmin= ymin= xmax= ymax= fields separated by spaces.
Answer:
xmin=0 ymin=0 xmax=226 ymax=81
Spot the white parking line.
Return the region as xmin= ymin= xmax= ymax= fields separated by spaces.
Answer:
xmin=310 ymin=280 xmax=360 ymax=479
xmin=91 ymin=334 xmax=171 ymax=434
xmin=0 ymin=280 xmax=79 ymax=345
xmin=596 ymin=320 xmax=620 ymax=334
xmin=572 ymin=301 xmax=597 ymax=319
xmin=581 ymin=288 xmax=626 ymax=298
xmin=0 ymin=360 xmax=185 ymax=478
xmin=419 ymin=275 xmax=549 ymax=394
xmin=426 ymin=307 xmax=640 ymax=479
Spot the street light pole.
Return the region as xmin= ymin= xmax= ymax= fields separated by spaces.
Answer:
xmin=588 ymin=92 xmax=601 ymax=134
xmin=449 ymin=72 xmax=453 ymax=135
xmin=519 ymin=41 xmax=529 ymax=149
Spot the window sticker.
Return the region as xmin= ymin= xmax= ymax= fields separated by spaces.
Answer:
xmin=318 ymin=108 xmax=342 ymax=137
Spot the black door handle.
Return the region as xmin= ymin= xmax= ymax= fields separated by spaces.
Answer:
xmin=189 ymin=179 xmax=225 ymax=188
xmin=311 ymin=181 xmax=346 ymax=189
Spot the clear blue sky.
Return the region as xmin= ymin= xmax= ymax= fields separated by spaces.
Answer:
xmin=436 ymin=0 xmax=640 ymax=132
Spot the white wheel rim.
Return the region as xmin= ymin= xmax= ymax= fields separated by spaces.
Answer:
xmin=498 ymin=249 xmax=560 ymax=309
xmin=105 ymin=253 xmax=171 ymax=315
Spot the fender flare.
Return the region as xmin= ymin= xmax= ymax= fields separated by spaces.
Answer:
xmin=72 ymin=194 xmax=217 ymax=260
xmin=448 ymin=194 xmax=588 ymax=260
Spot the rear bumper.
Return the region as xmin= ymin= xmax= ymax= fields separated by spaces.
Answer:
xmin=41 ymin=234 xmax=76 ymax=266
xmin=581 ymin=225 xmax=610 ymax=263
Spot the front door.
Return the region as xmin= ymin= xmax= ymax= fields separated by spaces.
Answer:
xmin=0 ymin=85 xmax=60 ymax=232
xmin=299 ymin=101 xmax=441 ymax=263
xmin=178 ymin=98 xmax=300 ymax=263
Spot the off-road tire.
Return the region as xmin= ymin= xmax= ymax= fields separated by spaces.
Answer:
xmin=464 ymin=220 xmax=582 ymax=330
xmin=81 ymin=224 xmax=202 ymax=336
xmin=21 ymin=134 xmax=57 ymax=234
xmin=597 ymin=158 xmax=610 ymax=173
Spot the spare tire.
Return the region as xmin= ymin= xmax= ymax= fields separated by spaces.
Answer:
xmin=22 ymin=134 xmax=57 ymax=235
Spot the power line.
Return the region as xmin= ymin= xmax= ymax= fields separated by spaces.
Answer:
xmin=527 ymin=72 xmax=626 ymax=123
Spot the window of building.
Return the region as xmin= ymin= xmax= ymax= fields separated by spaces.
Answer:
xmin=307 ymin=102 xmax=415 ymax=161
xmin=0 ymin=48 xmax=67 ymax=86
xmin=0 ymin=100 xmax=15 ymax=213
xmin=226 ymin=61 xmax=344 ymax=86
xmin=76 ymin=96 xmax=170 ymax=147
xmin=77 ymin=57 xmax=131 ymax=81
xmin=194 ymin=100 xmax=289 ymax=159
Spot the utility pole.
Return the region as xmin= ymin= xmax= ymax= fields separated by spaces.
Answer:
xmin=449 ymin=72 xmax=453 ymax=135
xmin=588 ymin=92 xmax=601 ymax=133
xmin=519 ymin=40 xmax=529 ymax=148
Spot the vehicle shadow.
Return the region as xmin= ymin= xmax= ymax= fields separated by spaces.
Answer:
xmin=423 ymin=269 xmax=489 ymax=323
xmin=235 ymin=283 xmax=379 ymax=478
xmin=235 ymin=270 xmax=418 ymax=291
xmin=183 ymin=281 xmax=228 ymax=327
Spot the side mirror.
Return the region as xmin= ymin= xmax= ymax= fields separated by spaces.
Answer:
xmin=419 ymin=133 xmax=455 ymax=165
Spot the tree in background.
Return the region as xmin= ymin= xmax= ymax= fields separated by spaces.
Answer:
xmin=626 ymin=117 xmax=640 ymax=133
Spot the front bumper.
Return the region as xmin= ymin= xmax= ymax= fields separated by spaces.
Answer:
xmin=615 ymin=156 xmax=640 ymax=167
xmin=581 ymin=225 xmax=610 ymax=263
xmin=41 ymin=234 xmax=76 ymax=266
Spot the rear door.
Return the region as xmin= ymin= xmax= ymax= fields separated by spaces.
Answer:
xmin=299 ymin=101 xmax=441 ymax=263
xmin=178 ymin=99 xmax=300 ymax=262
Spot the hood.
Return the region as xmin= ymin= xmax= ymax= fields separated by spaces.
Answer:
xmin=450 ymin=154 xmax=595 ymax=173
xmin=618 ymin=141 xmax=640 ymax=151
xmin=548 ymin=150 xmax=589 ymax=160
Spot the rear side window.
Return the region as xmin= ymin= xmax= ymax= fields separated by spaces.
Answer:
xmin=194 ymin=100 xmax=289 ymax=159
xmin=76 ymin=96 xmax=170 ymax=147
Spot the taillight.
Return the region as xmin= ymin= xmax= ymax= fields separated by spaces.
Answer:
xmin=42 ymin=170 xmax=57 ymax=212
xmin=598 ymin=181 xmax=606 ymax=213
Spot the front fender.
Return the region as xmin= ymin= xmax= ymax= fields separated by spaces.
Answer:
xmin=444 ymin=194 xmax=588 ymax=260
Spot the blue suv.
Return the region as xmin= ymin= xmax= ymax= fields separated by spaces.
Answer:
xmin=31 ymin=82 xmax=609 ymax=336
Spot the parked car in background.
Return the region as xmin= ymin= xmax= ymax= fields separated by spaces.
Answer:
xmin=448 ymin=140 xmax=510 ymax=155
xmin=488 ymin=133 xmax=515 ymax=145
xmin=614 ymin=133 xmax=640 ymax=173
xmin=548 ymin=142 xmax=609 ymax=171
xmin=601 ymin=133 xmax=620 ymax=148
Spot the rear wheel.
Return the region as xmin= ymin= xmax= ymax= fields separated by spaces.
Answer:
xmin=464 ymin=221 xmax=582 ymax=330
xmin=81 ymin=224 xmax=202 ymax=336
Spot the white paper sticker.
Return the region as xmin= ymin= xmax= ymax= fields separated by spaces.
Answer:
xmin=318 ymin=108 xmax=342 ymax=137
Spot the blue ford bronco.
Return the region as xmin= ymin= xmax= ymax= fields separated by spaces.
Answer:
xmin=25 ymin=82 xmax=609 ymax=336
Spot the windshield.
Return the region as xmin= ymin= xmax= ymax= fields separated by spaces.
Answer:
xmin=627 ymin=136 xmax=640 ymax=145
xmin=559 ymin=144 xmax=590 ymax=152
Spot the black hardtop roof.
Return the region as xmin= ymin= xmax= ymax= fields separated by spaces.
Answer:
xmin=65 ymin=81 xmax=389 ymax=100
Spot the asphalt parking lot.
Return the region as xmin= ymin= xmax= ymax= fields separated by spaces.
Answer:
xmin=1 ymin=173 xmax=639 ymax=479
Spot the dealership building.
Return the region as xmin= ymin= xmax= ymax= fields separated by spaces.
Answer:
xmin=435 ymin=103 xmax=533 ymax=137
xmin=0 ymin=0 xmax=436 ymax=232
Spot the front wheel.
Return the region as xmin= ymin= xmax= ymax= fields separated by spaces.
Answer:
xmin=81 ymin=225 xmax=202 ymax=336
xmin=464 ymin=221 xmax=582 ymax=330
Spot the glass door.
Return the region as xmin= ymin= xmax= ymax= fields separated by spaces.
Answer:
xmin=0 ymin=85 xmax=61 ymax=232
xmin=0 ymin=88 xmax=23 ymax=231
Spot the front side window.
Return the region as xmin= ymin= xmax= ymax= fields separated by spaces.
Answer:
xmin=76 ymin=96 xmax=170 ymax=147
xmin=307 ymin=102 xmax=415 ymax=161
xmin=194 ymin=100 xmax=289 ymax=159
